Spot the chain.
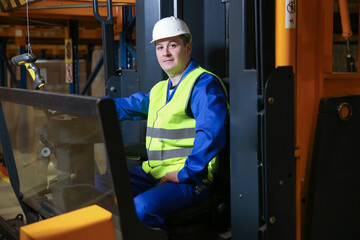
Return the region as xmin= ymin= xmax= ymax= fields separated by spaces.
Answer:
xmin=26 ymin=0 xmax=32 ymax=53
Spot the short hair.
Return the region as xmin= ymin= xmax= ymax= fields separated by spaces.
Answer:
xmin=179 ymin=34 xmax=192 ymax=46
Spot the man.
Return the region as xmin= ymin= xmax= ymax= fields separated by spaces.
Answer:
xmin=106 ymin=16 xmax=228 ymax=230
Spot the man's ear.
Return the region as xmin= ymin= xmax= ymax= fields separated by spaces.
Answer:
xmin=187 ymin=42 xmax=192 ymax=55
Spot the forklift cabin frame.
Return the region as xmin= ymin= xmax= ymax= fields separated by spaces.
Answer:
xmin=0 ymin=87 xmax=167 ymax=240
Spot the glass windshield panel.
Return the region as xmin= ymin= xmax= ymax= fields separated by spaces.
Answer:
xmin=1 ymin=101 xmax=120 ymax=233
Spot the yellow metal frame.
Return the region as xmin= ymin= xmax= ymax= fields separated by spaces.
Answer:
xmin=20 ymin=205 xmax=116 ymax=240
xmin=0 ymin=0 xmax=31 ymax=13
xmin=275 ymin=0 xmax=296 ymax=69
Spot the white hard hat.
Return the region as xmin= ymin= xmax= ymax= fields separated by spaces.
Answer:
xmin=151 ymin=16 xmax=192 ymax=43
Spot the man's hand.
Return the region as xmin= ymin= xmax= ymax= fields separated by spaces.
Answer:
xmin=159 ymin=170 xmax=180 ymax=184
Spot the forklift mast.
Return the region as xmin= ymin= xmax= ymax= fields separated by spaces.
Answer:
xmin=229 ymin=1 xmax=295 ymax=239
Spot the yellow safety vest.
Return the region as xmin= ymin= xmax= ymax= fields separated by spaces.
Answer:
xmin=142 ymin=66 xmax=228 ymax=180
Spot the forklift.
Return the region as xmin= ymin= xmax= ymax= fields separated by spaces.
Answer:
xmin=1 ymin=0 xmax=359 ymax=239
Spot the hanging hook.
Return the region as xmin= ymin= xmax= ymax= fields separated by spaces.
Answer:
xmin=92 ymin=0 xmax=113 ymax=24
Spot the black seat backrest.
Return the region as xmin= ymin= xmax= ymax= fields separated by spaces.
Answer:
xmin=165 ymin=115 xmax=230 ymax=236
xmin=305 ymin=95 xmax=360 ymax=240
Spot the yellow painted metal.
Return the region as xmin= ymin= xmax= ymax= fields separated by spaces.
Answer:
xmin=9 ymin=0 xmax=17 ymax=8
xmin=275 ymin=0 xmax=297 ymax=69
xmin=0 ymin=0 xmax=37 ymax=12
xmin=20 ymin=205 xmax=116 ymax=240
xmin=339 ymin=0 xmax=352 ymax=38
xmin=0 ymin=165 xmax=10 ymax=183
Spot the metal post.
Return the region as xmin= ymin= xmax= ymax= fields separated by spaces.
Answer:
xmin=136 ymin=0 xmax=163 ymax=93
xmin=173 ymin=0 xmax=178 ymax=17
xmin=120 ymin=6 xmax=136 ymax=69
xmin=0 ymin=39 xmax=18 ymax=88
xmin=115 ymin=40 xmax=119 ymax=69
xmin=0 ymin=37 xmax=6 ymax=87
xmin=121 ymin=6 xmax=128 ymax=69
xmin=182 ymin=0 xmax=226 ymax=78
xmin=69 ymin=19 xmax=79 ymax=94
xmin=93 ymin=0 xmax=117 ymax=96
xmin=81 ymin=55 xmax=104 ymax=95
xmin=41 ymin=49 xmax=47 ymax=59
xmin=229 ymin=0 xmax=259 ymax=239
xmin=120 ymin=29 xmax=127 ymax=69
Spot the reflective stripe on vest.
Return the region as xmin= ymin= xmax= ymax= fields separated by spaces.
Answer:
xmin=142 ymin=66 xmax=228 ymax=180
xmin=147 ymin=127 xmax=196 ymax=139
xmin=147 ymin=147 xmax=193 ymax=161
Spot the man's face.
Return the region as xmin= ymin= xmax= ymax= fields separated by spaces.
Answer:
xmin=155 ymin=36 xmax=192 ymax=77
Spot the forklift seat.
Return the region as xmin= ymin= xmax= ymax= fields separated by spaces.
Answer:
xmin=165 ymin=144 xmax=230 ymax=240
xmin=165 ymin=121 xmax=230 ymax=239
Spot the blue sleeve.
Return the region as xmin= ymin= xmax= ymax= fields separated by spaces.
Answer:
xmin=177 ymin=73 xmax=228 ymax=184
xmin=110 ymin=92 xmax=150 ymax=120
